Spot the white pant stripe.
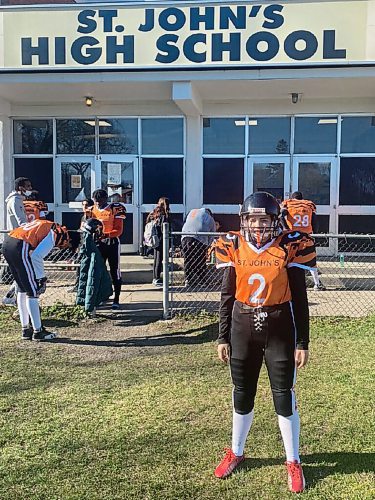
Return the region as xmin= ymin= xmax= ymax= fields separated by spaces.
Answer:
xmin=22 ymin=241 xmax=37 ymax=296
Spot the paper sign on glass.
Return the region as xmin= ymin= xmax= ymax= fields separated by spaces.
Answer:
xmin=107 ymin=163 xmax=122 ymax=185
xmin=71 ymin=175 xmax=81 ymax=189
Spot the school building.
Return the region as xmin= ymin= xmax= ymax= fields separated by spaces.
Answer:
xmin=0 ymin=0 xmax=375 ymax=252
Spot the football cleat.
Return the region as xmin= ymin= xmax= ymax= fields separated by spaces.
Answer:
xmin=32 ymin=328 xmax=57 ymax=342
xmin=313 ymin=283 xmax=326 ymax=291
xmin=214 ymin=448 xmax=245 ymax=479
xmin=21 ymin=328 xmax=33 ymax=340
xmin=285 ymin=460 xmax=306 ymax=493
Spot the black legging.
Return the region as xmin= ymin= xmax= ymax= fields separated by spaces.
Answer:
xmin=153 ymin=243 xmax=163 ymax=280
xmin=230 ymin=300 xmax=296 ymax=417
xmin=98 ymin=238 xmax=122 ymax=302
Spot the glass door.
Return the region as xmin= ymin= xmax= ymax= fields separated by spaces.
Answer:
xmin=55 ymin=156 xmax=95 ymax=230
xmin=246 ymin=156 xmax=291 ymax=202
xmin=95 ymin=155 xmax=139 ymax=253
xmin=292 ymin=156 xmax=338 ymax=254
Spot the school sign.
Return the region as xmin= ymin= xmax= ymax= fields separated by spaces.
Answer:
xmin=1 ymin=1 xmax=375 ymax=71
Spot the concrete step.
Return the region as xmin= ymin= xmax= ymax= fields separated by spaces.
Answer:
xmin=119 ymin=255 xmax=153 ymax=284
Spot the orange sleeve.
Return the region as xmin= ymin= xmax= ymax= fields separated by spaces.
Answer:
xmin=286 ymin=234 xmax=317 ymax=270
xmin=105 ymin=217 xmax=124 ymax=238
xmin=214 ymin=234 xmax=235 ymax=268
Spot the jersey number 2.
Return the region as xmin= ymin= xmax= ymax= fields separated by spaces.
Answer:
xmin=248 ymin=273 xmax=266 ymax=305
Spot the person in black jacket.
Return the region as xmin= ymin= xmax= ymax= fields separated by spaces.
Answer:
xmin=213 ymin=192 xmax=316 ymax=494
xmin=146 ymin=197 xmax=170 ymax=287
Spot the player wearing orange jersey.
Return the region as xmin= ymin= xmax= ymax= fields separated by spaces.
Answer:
xmin=24 ymin=191 xmax=49 ymax=223
xmin=89 ymin=189 xmax=126 ymax=310
xmin=2 ymin=219 xmax=70 ymax=341
xmin=213 ymin=192 xmax=316 ymax=494
xmin=281 ymin=191 xmax=325 ymax=291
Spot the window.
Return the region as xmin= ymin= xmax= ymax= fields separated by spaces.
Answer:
xmin=249 ymin=118 xmax=290 ymax=154
xmin=13 ymin=120 xmax=53 ymax=154
xmin=61 ymin=161 xmax=91 ymax=204
xmin=298 ymin=162 xmax=331 ymax=205
xmin=14 ymin=157 xmax=54 ymax=203
xmin=203 ymin=118 xmax=245 ymax=154
xmin=212 ymin=214 xmax=240 ymax=232
xmin=141 ymin=118 xmax=183 ymax=154
xmin=294 ymin=117 xmax=337 ymax=154
xmin=99 ymin=118 xmax=138 ymax=154
xmin=61 ymin=212 xmax=82 ymax=231
xmin=339 ymin=157 xmax=375 ymax=205
xmin=120 ymin=213 xmax=133 ymax=245
xmin=338 ymin=215 xmax=375 ymax=251
xmin=203 ymin=158 xmax=244 ymax=204
xmin=142 ymin=158 xmax=183 ymax=204
xmin=253 ymin=162 xmax=285 ymax=201
xmin=314 ymin=215 xmax=329 ymax=248
xmin=56 ymin=119 xmax=95 ymax=154
xmin=101 ymin=161 xmax=134 ymax=204
xmin=341 ymin=116 xmax=375 ymax=153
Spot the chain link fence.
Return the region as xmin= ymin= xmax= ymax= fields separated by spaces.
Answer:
xmin=3 ymin=226 xmax=375 ymax=319
xmin=166 ymin=229 xmax=375 ymax=319
xmin=0 ymin=230 xmax=77 ymax=307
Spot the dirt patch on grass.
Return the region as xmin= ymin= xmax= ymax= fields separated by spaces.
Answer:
xmin=15 ymin=311 xmax=218 ymax=364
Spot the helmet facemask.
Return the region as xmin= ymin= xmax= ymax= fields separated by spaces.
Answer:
xmin=240 ymin=209 xmax=280 ymax=248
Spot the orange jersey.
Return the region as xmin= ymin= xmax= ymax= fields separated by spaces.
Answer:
xmin=281 ymin=199 xmax=316 ymax=234
xmin=23 ymin=200 xmax=49 ymax=222
xmin=215 ymin=231 xmax=316 ymax=307
xmin=9 ymin=219 xmax=69 ymax=249
xmin=10 ymin=219 xmax=56 ymax=249
xmin=89 ymin=203 xmax=126 ymax=238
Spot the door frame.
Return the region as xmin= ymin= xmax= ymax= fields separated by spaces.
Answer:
xmin=246 ymin=155 xmax=291 ymax=200
xmin=292 ymin=155 xmax=338 ymax=255
xmin=95 ymin=155 xmax=140 ymax=253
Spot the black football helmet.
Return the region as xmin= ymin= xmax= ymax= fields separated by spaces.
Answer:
xmin=82 ymin=218 xmax=103 ymax=241
xmin=240 ymin=192 xmax=281 ymax=248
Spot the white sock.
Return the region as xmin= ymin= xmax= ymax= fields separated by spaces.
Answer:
xmin=310 ymin=268 xmax=320 ymax=286
xmin=232 ymin=409 xmax=254 ymax=456
xmin=26 ymin=297 xmax=42 ymax=331
xmin=278 ymin=410 xmax=300 ymax=462
xmin=17 ymin=292 xmax=30 ymax=329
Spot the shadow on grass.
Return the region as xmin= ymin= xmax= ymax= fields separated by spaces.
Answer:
xmin=94 ymin=302 xmax=163 ymax=326
xmin=240 ymin=452 xmax=374 ymax=488
xmin=53 ymin=323 xmax=219 ymax=348
xmin=43 ymin=318 xmax=79 ymax=328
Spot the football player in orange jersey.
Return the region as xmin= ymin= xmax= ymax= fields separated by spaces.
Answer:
xmin=23 ymin=191 xmax=49 ymax=222
xmin=2 ymin=219 xmax=71 ymax=341
xmin=213 ymin=192 xmax=317 ymax=494
xmin=90 ymin=189 xmax=126 ymax=310
xmin=281 ymin=191 xmax=325 ymax=291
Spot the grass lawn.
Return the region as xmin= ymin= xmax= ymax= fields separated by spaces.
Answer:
xmin=0 ymin=309 xmax=374 ymax=499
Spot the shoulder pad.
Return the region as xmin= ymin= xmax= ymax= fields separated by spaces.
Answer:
xmin=111 ymin=203 xmax=127 ymax=214
xmin=223 ymin=231 xmax=241 ymax=249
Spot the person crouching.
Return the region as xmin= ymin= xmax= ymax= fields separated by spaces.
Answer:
xmin=2 ymin=219 xmax=70 ymax=341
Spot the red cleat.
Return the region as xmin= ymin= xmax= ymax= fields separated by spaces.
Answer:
xmin=214 ymin=448 xmax=245 ymax=479
xmin=285 ymin=460 xmax=306 ymax=493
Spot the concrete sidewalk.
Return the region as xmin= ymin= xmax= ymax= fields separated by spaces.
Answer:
xmin=97 ymin=283 xmax=164 ymax=319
